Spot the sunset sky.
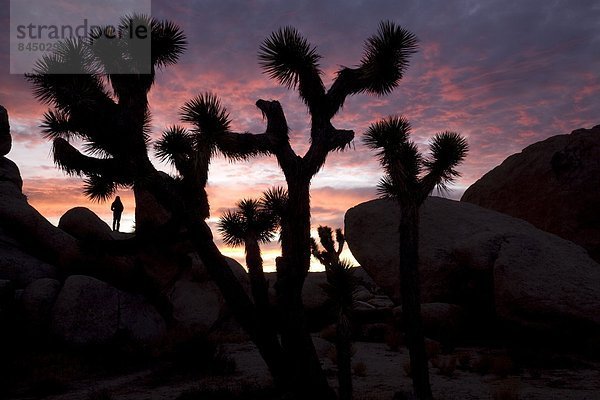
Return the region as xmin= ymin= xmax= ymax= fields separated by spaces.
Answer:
xmin=1 ymin=1 xmax=598 ymax=270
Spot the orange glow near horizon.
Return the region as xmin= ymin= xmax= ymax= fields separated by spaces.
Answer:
xmin=23 ymin=176 xmax=361 ymax=272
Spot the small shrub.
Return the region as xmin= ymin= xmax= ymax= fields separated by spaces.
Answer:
xmin=492 ymin=379 xmax=520 ymax=400
xmin=385 ymin=327 xmax=403 ymax=352
xmin=434 ymin=355 xmax=457 ymax=377
xmin=352 ymin=361 xmax=367 ymax=377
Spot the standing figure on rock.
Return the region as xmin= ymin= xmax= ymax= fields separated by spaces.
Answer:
xmin=110 ymin=196 xmax=124 ymax=232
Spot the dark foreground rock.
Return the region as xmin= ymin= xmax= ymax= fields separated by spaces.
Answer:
xmin=21 ymin=278 xmax=61 ymax=333
xmin=345 ymin=197 xmax=600 ymax=337
xmin=462 ymin=124 xmax=600 ymax=263
xmin=50 ymin=275 xmax=166 ymax=346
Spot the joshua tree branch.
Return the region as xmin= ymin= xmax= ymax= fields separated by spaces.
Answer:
xmin=297 ymin=69 xmax=327 ymax=116
xmin=255 ymin=99 xmax=299 ymax=173
xmin=325 ymin=68 xmax=363 ymax=118
xmin=52 ymin=138 xmax=126 ymax=179
xmin=217 ymin=131 xmax=273 ymax=159
xmin=327 ymin=129 xmax=355 ymax=152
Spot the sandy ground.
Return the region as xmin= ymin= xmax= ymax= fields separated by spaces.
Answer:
xmin=12 ymin=338 xmax=600 ymax=400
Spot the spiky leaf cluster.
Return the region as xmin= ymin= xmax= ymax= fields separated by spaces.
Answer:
xmin=423 ymin=131 xmax=469 ymax=191
xmin=260 ymin=186 xmax=288 ymax=224
xmin=26 ymin=14 xmax=187 ymax=201
xmin=357 ymin=21 xmax=419 ymax=95
xmin=154 ymin=126 xmax=194 ymax=171
xmin=218 ymin=198 xmax=278 ymax=247
xmin=258 ymin=26 xmax=323 ymax=90
xmin=181 ymin=93 xmax=231 ymax=138
xmin=150 ymin=18 xmax=187 ymax=68
xmin=258 ymin=21 xmax=417 ymax=120
xmin=364 ymin=116 xmax=468 ymax=203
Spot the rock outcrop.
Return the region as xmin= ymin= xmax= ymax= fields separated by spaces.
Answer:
xmin=461 ymin=125 xmax=600 ymax=263
xmin=21 ymin=278 xmax=62 ymax=333
xmin=0 ymin=105 xmax=250 ymax=346
xmin=0 ymin=152 xmax=81 ymax=275
xmin=0 ymin=105 xmax=10 ymax=156
xmin=58 ymin=207 xmax=114 ymax=241
xmin=0 ymin=232 xmax=57 ymax=287
xmin=345 ymin=197 xmax=600 ymax=336
xmin=50 ymin=275 xmax=166 ymax=346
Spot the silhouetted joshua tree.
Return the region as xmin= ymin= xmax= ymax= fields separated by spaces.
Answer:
xmin=28 ymin=16 xmax=419 ymax=398
xmin=25 ymin=15 xmax=188 ymax=286
xmin=27 ymin=16 xmax=186 ymax=206
xmin=26 ymin=15 xmax=287 ymax=392
xmin=364 ymin=116 xmax=468 ymax=400
xmin=178 ymin=21 xmax=417 ymax=396
xmin=218 ymin=198 xmax=276 ymax=314
xmin=312 ymin=226 xmax=357 ymax=400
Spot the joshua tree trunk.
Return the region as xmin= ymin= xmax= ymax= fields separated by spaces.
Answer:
xmin=399 ymin=203 xmax=432 ymax=400
xmin=245 ymin=236 xmax=270 ymax=311
xmin=243 ymin=235 xmax=290 ymax=388
xmin=276 ymin=178 xmax=335 ymax=398
xmin=336 ymin=313 xmax=353 ymax=400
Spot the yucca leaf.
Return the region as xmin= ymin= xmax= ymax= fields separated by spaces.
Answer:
xmin=258 ymin=26 xmax=322 ymax=90
xmin=358 ymin=21 xmax=418 ymax=95
xmin=83 ymin=174 xmax=116 ymax=202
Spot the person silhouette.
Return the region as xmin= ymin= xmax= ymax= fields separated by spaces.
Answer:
xmin=110 ymin=196 xmax=124 ymax=232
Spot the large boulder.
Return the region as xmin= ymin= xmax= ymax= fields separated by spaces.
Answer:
xmin=58 ymin=207 xmax=113 ymax=241
xmin=0 ymin=279 xmax=14 ymax=315
xmin=0 ymin=159 xmax=80 ymax=271
xmin=0 ymin=105 xmax=10 ymax=156
xmin=301 ymin=272 xmax=331 ymax=313
xmin=462 ymin=125 xmax=600 ymax=263
xmin=166 ymin=256 xmax=248 ymax=335
xmin=50 ymin=275 xmax=166 ymax=346
xmin=168 ymin=280 xmax=222 ymax=334
xmin=394 ymin=303 xmax=468 ymax=343
xmin=21 ymin=278 xmax=62 ymax=333
xmin=0 ymin=227 xmax=57 ymax=287
xmin=0 ymin=159 xmax=135 ymax=285
xmin=0 ymin=157 xmax=22 ymax=192
xmin=345 ymin=197 xmax=600 ymax=335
